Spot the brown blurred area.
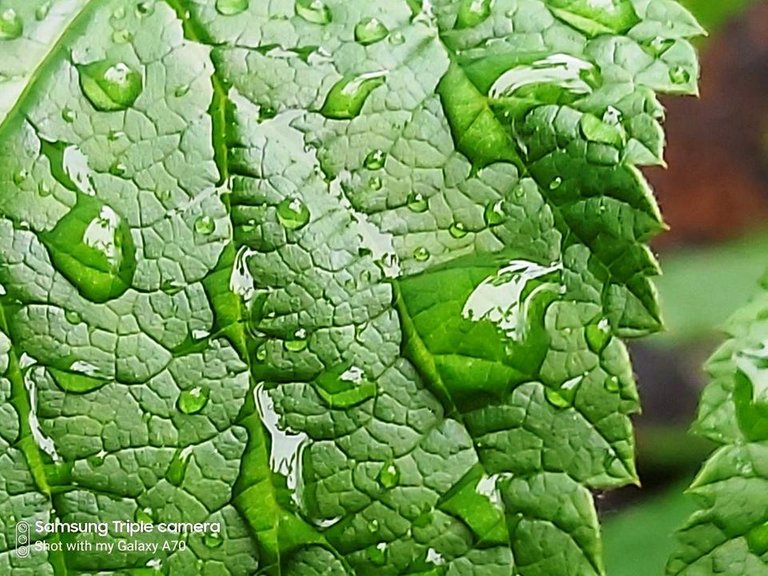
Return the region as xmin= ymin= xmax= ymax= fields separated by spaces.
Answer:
xmin=650 ymin=2 xmax=768 ymax=247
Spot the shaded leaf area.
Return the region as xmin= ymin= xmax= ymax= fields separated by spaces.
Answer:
xmin=669 ymin=277 xmax=768 ymax=575
xmin=0 ymin=0 xmax=698 ymax=574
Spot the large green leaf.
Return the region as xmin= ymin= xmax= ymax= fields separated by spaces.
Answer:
xmin=0 ymin=0 xmax=700 ymax=574
xmin=669 ymin=275 xmax=768 ymax=575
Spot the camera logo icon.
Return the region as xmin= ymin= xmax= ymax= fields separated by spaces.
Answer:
xmin=15 ymin=521 xmax=30 ymax=558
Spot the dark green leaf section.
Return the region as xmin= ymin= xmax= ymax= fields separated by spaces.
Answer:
xmin=0 ymin=0 xmax=701 ymax=575
xmin=669 ymin=277 xmax=768 ymax=576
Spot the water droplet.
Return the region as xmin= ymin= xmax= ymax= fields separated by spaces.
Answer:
xmin=407 ymin=192 xmax=428 ymax=213
xmin=320 ymin=71 xmax=387 ymax=120
xmin=549 ymin=177 xmax=563 ymax=190
xmin=194 ymin=216 xmax=215 ymax=236
xmin=605 ymin=376 xmax=620 ymax=393
xmin=367 ymin=519 xmax=380 ymax=533
xmin=449 ymin=221 xmax=468 ymax=239
xmin=109 ymin=161 xmax=127 ymax=177
xmin=38 ymin=183 xmax=52 ymax=197
xmin=367 ymin=542 xmax=389 ymax=566
xmin=389 ymin=31 xmax=405 ymax=45
xmin=276 ymin=197 xmax=310 ymax=231
xmin=136 ymin=1 xmax=154 ymax=16
xmin=255 ymin=343 xmax=268 ymax=362
xmin=204 ymin=533 xmax=224 ymax=548
xmin=413 ymin=247 xmax=430 ymax=262
xmin=488 ymin=54 xmax=598 ymax=103
xmin=49 ymin=366 xmax=109 ymax=394
xmin=377 ymin=462 xmax=400 ymax=489
xmin=78 ymin=61 xmax=143 ymax=112
xmin=313 ymin=364 xmax=376 ymax=409
xmin=65 ymin=310 xmax=82 ymax=325
xmin=648 ymin=36 xmax=674 ymax=56
xmin=456 ymin=0 xmax=491 ymax=29
xmin=585 ymin=318 xmax=611 ymax=354
xmin=669 ymin=65 xmax=691 ymax=85
xmin=285 ymin=329 xmax=308 ymax=352
xmin=603 ymin=106 xmax=622 ymax=126
xmin=174 ymin=84 xmax=190 ymax=97
xmin=61 ymin=107 xmax=76 ymax=123
xmin=545 ymin=388 xmax=571 ymax=410
xmin=12 ymin=170 xmax=28 ymax=186
xmin=368 ymin=176 xmax=383 ymax=191
xmin=0 ymin=9 xmax=23 ymax=40
xmin=41 ymin=196 xmax=136 ymax=303
xmin=363 ymin=149 xmax=386 ymax=170
xmin=295 ymin=0 xmax=331 ymax=24
xmin=107 ymin=130 xmax=125 ymax=141
xmin=166 ymin=447 xmax=192 ymax=487
xmin=484 ymin=200 xmax=506 ymax=226
xmin=134 ymin=507 xmax=154 ymax=524
xmin=112 ymin=29 xmax=133 ymax=43
xmin=35 ymin=2 xmax=52 ymax=21
xmin=216 ymin=0 xmax=249 ymax=15
xmin=355 ymin=17 xmax=389 ymax=45
xmin=257 ymin=104 xmax=277 ymax=122
xmin=177 ymin=386 xmax=210 ymax=415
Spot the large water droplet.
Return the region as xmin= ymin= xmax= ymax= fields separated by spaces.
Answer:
xmin=166 ymin=447 xmax=192 ymax=487
xmin=484 ymin=200 xmax=506 ymax=226
xmin=545 ymin=387 xmax=571 ymax=410
xmin=313 ymin=365 xmax=376 ymax=409
xmin=216 ymin=0 xmax=248 ymax=16
xmin=377 ymin=462 xmax=400 ymax=489
xmin=488 ymin=54 xmax=598 ymax=103
xmin=194 ymin=215 xmax=215 ymax=236
xmin=320 ymin=71 xmax=387 ymax=120
xmin=456 ymin=0 xmax=491 ymax=29
xmin=585 ymin=318 xmax=611 ymax=354
xmin=0 ymin=9 xmax=23 ymax=40
xmin=605 ymin=376 xmax=620 ymax=393
xmin=42 ymin=196 xmax=136 ymax=303
xmin=204 ymin=533 xmax=224 ymax=548
xmin=284 ymin=329 xmax=308 ymax=352
xmin=78 ymin=61 xmax=143 ymax=112
xmin=648 ymin=36 xmax=674 ymax=56
xmin=407 ymin=192 xmax=428 ymax=213
xmin=177 ymin=386 xmax=210 ymax=415
xmin=355 ymin=17 xmax=389 ymax=45
xmin=367 ymin=542 xmax=389 ymax=566
xmin=363 ymin=149 xmax=387 ymax=170
xmin=449 ymin=221 xmax=468 ymax=239
xmin=413 ymin=247 xmax=430 ymax=262
xmin=277 ymin=198 xmax=310 ymax=231
xmin=295 ymin=0 xmax=331 ymax=24
xmin=35 ymin=2 xmax=52 ymax=21
xmin=49 ymin=366 xmax=109 ymax=394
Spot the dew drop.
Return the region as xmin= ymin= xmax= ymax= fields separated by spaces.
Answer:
xmin=413 ymin=247 xmax=430 ymax=262
xmin=65 ymin=310 xmax=82 ymax=325
xmin=216 ymin=0 xmax=249 ymax=16
xmin=407 ymin=192 xmax=428 ymax=213
xmin=295 ymin=0 xmax=331 ymax=24
xmin=112 ymin=29 xmax=133 ymax=44
xmin=166 ymin=447 xmax=192 ymax=487
xmin=41 ymin=196 xmax=136 ymax=303
xmin=377 ymin=462 xmax=400 ymax=489
xmin=456 ymin=0 xmax=492 ymax=29
xmin=368 ymin=176 xmax=383 ymax=191
xmin=585 ymin=318 xmax=611 ymax=354
xmin=174 ymin=84 xmax=190 ymax=97
xmin=12 ymin=170 xmax=28 ymax=186
xmin=112 ymin=6 xmax=127 ymax=19
xmin=648 ymin=36 xmax=674 ymax=56
xmin=61 ymin=107 xmax=76 ymax=123
xmin=389 ymin=31 xmax=405 ymax=45
xmin=255 ymin=344 xmax=268 ymax=362
xmin=544 ymin=388 xmax=571 ymax=410
xmin=285 ymin=330 xmax=308 ymax=352
xmin=87 ymin=450 xmax=107 ymax=468
xmin=204 ymin=533 xmax=224 ymax=548
xmin=0 ymin=9 xmax=23 ymax=40
xmin=313 ymin=364 xmax=377 ymax=409
xmin=194 ymin=216 xmax=216 ymax=236
xmin=136 ymin=1 xmax=154 ymax=16
xmin=320 ymin=71 xmax=387 ymax=120
xmin=549 ymin=177 xmax=563 ymax=190
xmin=363 ymin=149 xmax=386 ymax=171
xmin=177 ymin=386 xmax=210 ymax=415
xmin=367 ymin=542 xmax=388 ymax=566
xmin=134 ymin=507 xmax=154 ymax=524
xmin=449 ymin=221 xmax=468 ymax=239
xmin=484 ymin=200 xmax=506 ymax=226
xmin=49 ymin=366 xmax=109 ymax=394
xmin=276 ymin=197 xmax=310 ymax=231
xmin=109 ymin=161 xmax=127 ymax=177
xmin=355 ymin=17 xmax=389 ymax=45
xmin=605 ymin=376 xmax=620 ymax=393
xmin=78 ymin=61 xmax=143 ymax=112
xmin=35 ymin=2 xmax=52 ymax=21
xmin=669 ymin=65 xmax=691 ymax=85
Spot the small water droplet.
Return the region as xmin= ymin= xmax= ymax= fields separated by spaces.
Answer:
xmin=216 ymin=0 xmax=249 ymax=16
xmin=456 ymin=0 xmax=491 ymax=29
xmin=367 ymin=519 xmax=380 ymax=533
xmin=174 ymin=84 xmax=190 ymax=97
xmin=65 ymin=310 xmax=82 ymax=325
xmin=107 ymin=130 xmax=125 ymax=142
xmin=648 ymin=36 xmax=674 ymax=56
xmin=12 ymin=170 xmax=28 ymax=186
xmin=204 ymin=533 xmax=224 ymax=548
xmin=35 ymin=2 xmax=52 ymax=21
xmin=61 ymin=107 xmax=76 ymax=123
xmin=41 ymin=196 xmax=136 ymax=303
xmin=377 ymin=462 xmax=400 ymax=489
xmin=389 ymin=31 xmax=405 ymax=45
xmin=669 ymin=65 xmax=691 ymax=85
xmin=109 ymin=161 xmax=127 ymax=177
xmin=257 ymin=104 xmax=277 ymax=122
xmin=38 ymin=183 xmax=52 ymax=197
xmin=112 ymin=29 xmax=133 ymax=44
xmin=363 ymin=149 xmax=386 ymax=170
xmin=177 ymin=386 xmax=210 ymax=415
xmin=135 ymin=507 xmax=154 ymax=523
xmin=413 ymin=247 xmax=430 ymax=262
xmin=87 ymin=450 xmax=107 ymax=468
xmin=544 ymin=388 xmax=571 ymax=410
xmin=549 ymin=177 xmax=563 ymax=190
xmin=367 ymin=542 xmax=389 ymax=566
xmin=295 ymin=0 xmax=331 ymax=24
xmin=136 ymin=1 xmax=154 ymax=16
xmin=407 ymin=192 xmax=428 ymax=213
xmin=166 ymin=447 xmax=192 ymax=487
xmin=449 ymin=221 xmax=468 ymax=239
xmin=605 ymin=376 xmax=620 ymax=393
xmin=320 ymin=71 xmax=387 ymax=120
xmin=355 ymin=17 xmax=389 ymax=45
xmin=194 ymin=216 xmax=215 ymax=236
xmin=368 ymin=176 xmax=383 ymax=191
xmin=276 ymin=197 xmax=310 ymax=231
xmin=585 ymin=318 xmax=611 ymax=354
xmin=0 ymin=9 xmax=23 ymax=40
xmin=285 ymin=330 xmax=308 ymax=352
xmin=484 ymin=200 xmax=506 ymax=226
xmin=78 ymin=61 xmax=143 ymax=112
xmin=255 ymin=344 xmax=268 ymax=362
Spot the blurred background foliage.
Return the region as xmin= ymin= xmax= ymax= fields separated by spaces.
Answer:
xmin=602 ymin=1 xmax=768 ymax=574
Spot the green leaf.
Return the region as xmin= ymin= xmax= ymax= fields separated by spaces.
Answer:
xmin=0 ymin=0 xmax=700 ymax=574
xmin=669 ymin=277 xmax=768 ymax=575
